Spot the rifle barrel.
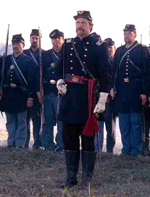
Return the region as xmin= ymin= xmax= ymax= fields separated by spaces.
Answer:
xmin=0 ymin=24 xmax=10 ymax=99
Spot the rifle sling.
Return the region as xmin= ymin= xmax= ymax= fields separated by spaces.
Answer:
xmin=11 ymin=55 xmax=28 ymax=88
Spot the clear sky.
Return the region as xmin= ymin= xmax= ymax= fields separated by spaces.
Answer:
xmin=0 ymin=0 xmax=150 ymax=50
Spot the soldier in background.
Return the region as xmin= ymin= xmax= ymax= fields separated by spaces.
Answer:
xmin=141 ymin=45 xmax=150 ymax=155
xmin=94 ymin=38 xmax=117 ymax=153
xmin=24 ymin=29 xmax=44 ymax=149
xmin=104 ymin=38 xmax=117 ymax=153
xmin=111 ymin=25 xmax=150 ymax=156
xmin=0 ymin=34 xmax=36 ymax=148
xmin=41 ymin=29 xmax=64 ymax=151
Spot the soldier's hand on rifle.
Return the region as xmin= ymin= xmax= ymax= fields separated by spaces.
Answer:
xmin=110 ymin=88 xmax=116 ymax=99
xmin=140 ymin=94 xmax=147 ymax=106
xmin=37 ymin=92 xmax=42 ymax=104
xmin=94 ymin=92 xmax=109 ymax=113
xmin=27 ymin=98 xmax=33 ymax=108
xmin=57 ymin=79 xmax=67 ymax=96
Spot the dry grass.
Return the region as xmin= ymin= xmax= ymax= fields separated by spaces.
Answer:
xmin=0 ymin=148 xmax=150 ymax=197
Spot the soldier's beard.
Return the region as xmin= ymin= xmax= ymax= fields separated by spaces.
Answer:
xmin=13 ymin=48 xmax=22 ymax=56
xmin=31 ymin=42 xmax=37 ymax=49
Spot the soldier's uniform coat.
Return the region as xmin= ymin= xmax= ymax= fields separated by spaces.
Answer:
xmin=112 ymin=41 xmax=150 ymax=113
xmin=0 ymin=53 xmax=36 ymax=113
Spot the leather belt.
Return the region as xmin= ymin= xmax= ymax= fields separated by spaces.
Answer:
xmin=3 ymin=84 xmax=27 ymax=91
xmin=65 ymin=74 xmax=88 ymax=84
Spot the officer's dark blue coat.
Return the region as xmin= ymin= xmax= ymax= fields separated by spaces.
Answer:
xmin=112 ymin=41 xmax=150 ymax=113
xmin=57 ymin=35 xmax=111 ymax=125
xmin=42 ymin=49 xmax=59 ymax=95
xmin=0 ymin=53 xmax=36 ymax=112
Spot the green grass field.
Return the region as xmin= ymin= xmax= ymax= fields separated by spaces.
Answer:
xmin=0 ymin=148 xmax=150 ymax=197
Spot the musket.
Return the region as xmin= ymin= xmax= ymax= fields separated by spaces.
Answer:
xmin=38 ymin=27 xmax=45 ymax=124
xmin=0 ymin=24 xmax=10 ymax=101
xmin=97 ymin=131 xmax=101 ymax=161
xmin=56 ymin=39 xmax=66 ymax=116
xmin=140 ymin=34 xmax=142 ymax=44
xmin=149 ymin=25 xmax=150 ymax=52
xmin=149 ymin=25 xmax=150 ymax=45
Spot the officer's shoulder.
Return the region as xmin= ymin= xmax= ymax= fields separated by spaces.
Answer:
xmin=65 ymin=38 xmax=73 ymax=44
xmin=91 ymin=38 xmax=107 ymax=50
xmin=95 ymin=40 xmax=106 ymax=47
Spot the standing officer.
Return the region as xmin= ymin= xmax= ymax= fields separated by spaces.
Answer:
xmin=57 ymin=11 xmax=110 ymax=188
xmin=41 ymin=29 xmax=64 ymax=151
xmin=0 ymin=34 xmax=36 ymax=148
xmin=24 ymin=29 xmax=44 ymax=149
xmin=110 ymin=25 xmax=150 ymax=156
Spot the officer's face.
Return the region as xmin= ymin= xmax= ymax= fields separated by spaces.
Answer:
xmin=76 ymin=18 xmax=91 ymax=38
xmin=30 ymin=35 xmax=40 ymax=49
xmin=12 ymin=42 xmax=24 ymax=55
xmin=51 ymin=37 xmax=64 ymax=53
xmin=124 ymin=31 xmax=136 ymax=44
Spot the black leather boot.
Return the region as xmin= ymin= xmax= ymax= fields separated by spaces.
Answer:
xmin=60 ymin=150 xmax=80 ymax=189
xmin=81 ymin=151 xmax=96 ymax=188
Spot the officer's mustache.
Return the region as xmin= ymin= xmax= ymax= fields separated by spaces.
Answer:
xmin=77 ymin=28 xmax=84 ymax=31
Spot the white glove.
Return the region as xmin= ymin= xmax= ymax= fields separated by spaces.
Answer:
xmin=94 ymin=92 xmax=109 ymax=113
xmin=56 ymin=79 xmax=67 ymax=95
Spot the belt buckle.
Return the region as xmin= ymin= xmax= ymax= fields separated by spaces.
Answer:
xmin=49 ymin=79 xmax=56 ymax=85
xmin=10 ymin=83 xmax=17 ymax=88
xmin=124 ymin=77 xmax=129 ymax=83
xmin=72 ymin=77 xmax=79 ymax=82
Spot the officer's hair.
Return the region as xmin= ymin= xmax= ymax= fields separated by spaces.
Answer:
xmin=89 ymin=21 xmax=93 ymax=32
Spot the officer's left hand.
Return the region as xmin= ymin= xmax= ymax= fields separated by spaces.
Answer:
xmin=94 ymin=102 xmax=106 ymax=113
xmin=93 ymin=92 xmax=109 ymax=113
xmin=27 ymin=98 xmax=33 ymax=108
xmin=140 ymin=94 xmax=147 ymax=105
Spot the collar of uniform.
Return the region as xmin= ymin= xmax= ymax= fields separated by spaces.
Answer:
xmin=76 ymin=34 xmax=91 ymax=42
xmin=52 ymin=49 xmax=59 ymax=59
xmin=29 ymin=47 xmax=39 ymax=53
xmin=13 ymin=52 xmax=23 ymax=59
xmin=52 ymin=49 xmax=59 ymax=56
xmin=125 ymin=40 xmax=138 ymax=50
